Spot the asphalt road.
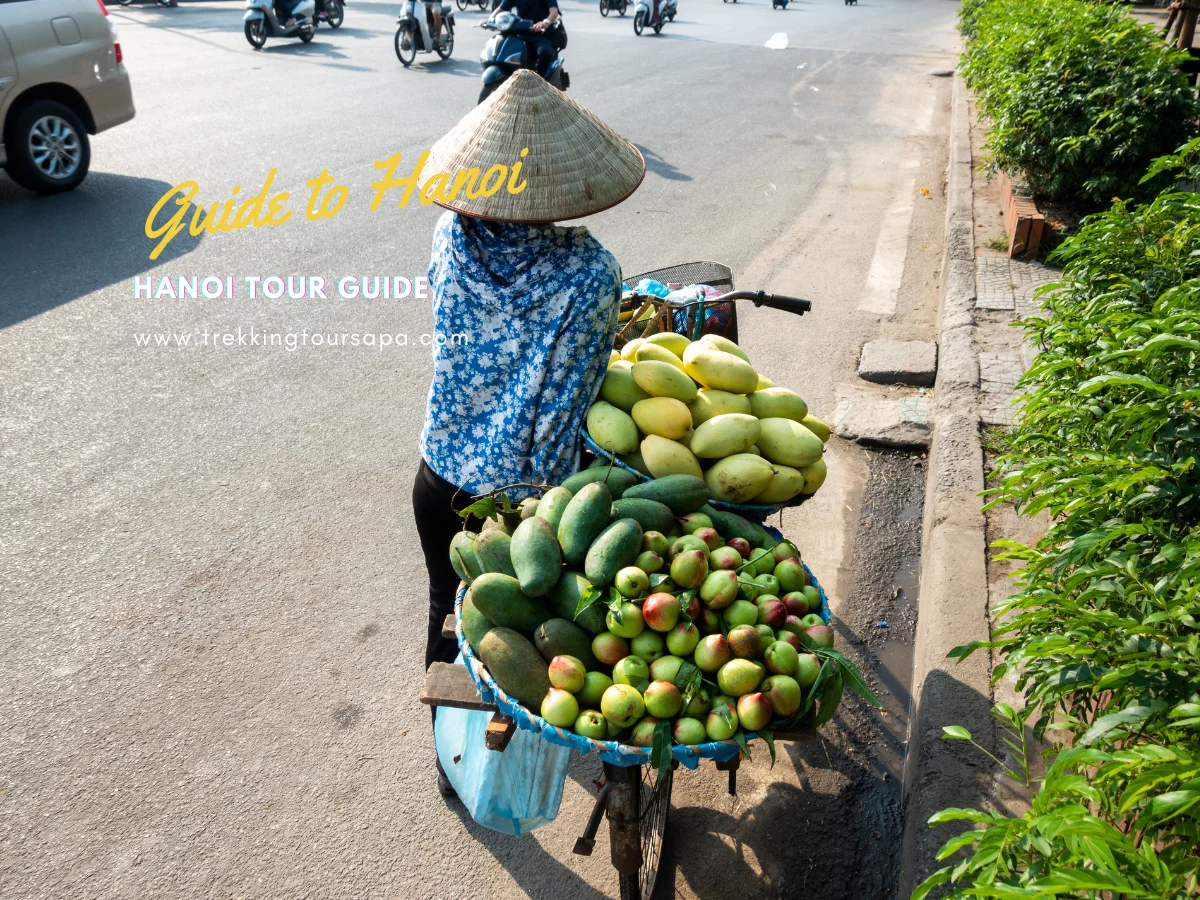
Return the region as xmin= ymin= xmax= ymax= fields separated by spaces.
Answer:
xmin=0 ymin=0 xmax=958 ymax=896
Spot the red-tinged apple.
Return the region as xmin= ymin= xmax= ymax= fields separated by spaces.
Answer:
xmin=548 ymin=655 xmax=586 ymax=693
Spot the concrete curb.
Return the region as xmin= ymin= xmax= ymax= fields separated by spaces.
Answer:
xmin=896 ymin=75 xmax=997 ymax=899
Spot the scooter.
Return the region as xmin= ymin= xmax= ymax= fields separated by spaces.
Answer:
xmin=478 ymin=12 xmax=568 ymax=104
xmin=633 ymin=0 xmax=674 ymax=34
xmin=244 ymin=0 xmax=316 ymax=46
xmin=395 ymin=0 xmax=455 ymax=66
xmin=599 ymin=0 xmax=627 ymax=17
xmin=315 ymin=0 xmax=344 ymax=27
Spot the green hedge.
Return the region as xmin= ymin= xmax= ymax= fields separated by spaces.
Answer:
xmin=915 ymin=145 xmax=1200 ymax=899
xmin=961 ymin=0 xmax=1200 ymax=206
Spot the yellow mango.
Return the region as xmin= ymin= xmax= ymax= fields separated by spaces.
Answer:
xmin=635 ymin=343 xmax=688 ymax=371
xmin=644 ymin=332 xmax=692 ymax=358
xmin=698 ymin=333 xmax=751 ymax=364
xmin=620 ymin=338 xmax=646 ymax=363
xmin=704 ymin=453 xmax=776 ymax=503
xmin=631 ymin=360 xmax=699 ymax=402
xmin=641 ymin=434 xmax=703 ymax=479
xmin=801 ymin=414 xmax=831 ymax=443
xmin=748 ymin=388 xmax=809 ymax=423
xmin=608 ymin=350 xmax=620 ymax=367
xmin=599 ymin=364 xmax=652 ymax=412
xmin=587 ymin=401 xmax=639 ymax=455
xmin=682 ymin=344 xmax=760 ymax=394
xmin=799 ymin=458 xmax=827 ymax=494
xmin=689 ymin=413 xmax=761 ymax=459
xmin=756 ymin=417 xmax=824 ymax=468
xmin=689 ymin=389 xmax=752 ymax=426
xmin=631 ymin=397 xmax=693 ymax=441
xmin=755 ymin=464 xmax=806 ymax=503
xmin=756 ymin=375 xmax=776 ymax=390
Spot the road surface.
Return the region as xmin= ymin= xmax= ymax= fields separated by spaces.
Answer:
xmin=0 ymin=0 xmax=958 ymax=895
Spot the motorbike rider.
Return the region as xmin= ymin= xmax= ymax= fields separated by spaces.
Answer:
xmin=487 ymin=0 xmax=559 ymax=77
xmin=426 ymin=0 xmax=448 ymax=48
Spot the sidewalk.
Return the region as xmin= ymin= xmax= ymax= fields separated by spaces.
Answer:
xmin=897 ymin=76 xmax=1058 ymax=897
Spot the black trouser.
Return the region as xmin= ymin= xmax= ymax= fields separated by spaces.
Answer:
xmin=413 ymin=459 xmax=483 ymax=676
xmin=529 ymin=35 xmax=555 ymax=78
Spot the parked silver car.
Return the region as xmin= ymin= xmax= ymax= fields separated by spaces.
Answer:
xmin=0 ymin=0 xmax=134 ymax=193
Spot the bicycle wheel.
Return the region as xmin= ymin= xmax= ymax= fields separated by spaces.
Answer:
xmin=612 ymin=763 xmax=674 ymax=900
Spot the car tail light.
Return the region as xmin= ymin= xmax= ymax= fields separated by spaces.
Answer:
xmin=96 ymin=0 xmax=124 ymax=63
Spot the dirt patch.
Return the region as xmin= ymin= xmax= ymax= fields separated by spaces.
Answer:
xmin=622 ymin=449 xmax=927 ymax=900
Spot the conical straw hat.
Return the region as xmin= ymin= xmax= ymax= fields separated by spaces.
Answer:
xmin=419 ymin=70 xmax=645 ymax=223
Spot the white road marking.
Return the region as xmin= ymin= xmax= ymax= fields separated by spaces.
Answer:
xmin=858 ymin=177 xmax=916 ymax=315
xmin=765 ymin=32 xmax=788 ymax=49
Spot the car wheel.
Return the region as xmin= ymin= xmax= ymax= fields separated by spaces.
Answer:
xmin=5 ymin=100 xmax=90 ymax=194
xmin=245 ymin=18 xmax=267 ymax=46
xmin=395 ymin=24 xmax=416 ymax=64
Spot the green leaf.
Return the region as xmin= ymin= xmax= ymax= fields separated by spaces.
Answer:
xmin=817 ymin=649 xmax=882 ymax=707
xmin=943 ymin=725 xmax=973 ymax=741
xmin=650 ymin=719 xmax=673 ymax=780
xmin=732 ymin=729 xmax=751 ymax=759
xmin=573 ymin=585 xmax=604 ymax=622
xmin=458 ymin=496 xmax=498 ymax=520
xmin=759 ymin=728 xmax=777 ymax=768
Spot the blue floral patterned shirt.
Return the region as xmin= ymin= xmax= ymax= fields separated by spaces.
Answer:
xmin=420 ymin=212 xmax=621 ymax=496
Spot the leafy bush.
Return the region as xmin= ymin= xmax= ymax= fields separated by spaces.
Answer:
xmin=960 ymin=0 xmax=1200 ymax=206
xmin=915 ymin=147 xmax=1200 ymax=898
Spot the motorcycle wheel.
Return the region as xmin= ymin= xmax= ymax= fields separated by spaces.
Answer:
xmin=666 ymin=10 xmax=672 ymax=17
xmin=118 ymin=0 xmax=132 ymax=5
xmin=478 ymin=79 xmax=503 ymax=104
xmin=299 ymin=23 xmax=314 ymax=40
xmin=633 ymin=9 xmax=644 ymax=32
xmin=600 ymin=0 xmax=608 ymax=16
xmin=435 ymin=28 xmax=453 ymax=58
xmin=394 ymin=25 xmax=416 ymax=65
xmin=618 ymin=0 xmax=627 ymax=14
xmin=652 ymin=19 xmax=661 ymax=31
xmin=244 ymin=19 xmax=267 ymax=47
xmin=326 ymin=0 xmax=343 ymax=25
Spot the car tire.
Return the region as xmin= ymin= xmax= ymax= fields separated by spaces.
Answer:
xmin=5 ymin=100 xmax=90 ymax=194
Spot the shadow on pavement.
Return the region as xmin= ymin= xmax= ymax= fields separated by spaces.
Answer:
xmin=635 ymin=143 xmax=692 ymax=182
xmin=0 ymin=172 xmax=202 ymax=329
xmin=448 ymin=800 xmax=614 ymax=900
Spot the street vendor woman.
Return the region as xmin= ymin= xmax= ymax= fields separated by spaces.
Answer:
xmin=411 ymin=71 xmax=646 ymax=796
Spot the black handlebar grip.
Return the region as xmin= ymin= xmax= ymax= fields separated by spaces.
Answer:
xmin=750 ymin=291 xmax=812 ymax=316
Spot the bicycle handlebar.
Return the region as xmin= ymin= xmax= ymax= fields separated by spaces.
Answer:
xmin=713 ymin=290 xmax=812 ymax=317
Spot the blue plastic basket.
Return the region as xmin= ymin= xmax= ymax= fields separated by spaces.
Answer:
xmin=580 ymin=430 xmax=813 ymax=522
xmin=455 ymin=531 xmax=831 ymax=770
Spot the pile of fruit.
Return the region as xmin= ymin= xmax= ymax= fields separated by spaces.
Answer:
xmin=450 ymin=467 xmax=851 ymax=755
xmin=587 ymin=331 xmax=831 ymax=506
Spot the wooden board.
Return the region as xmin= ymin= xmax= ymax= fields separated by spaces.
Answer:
xmin=441 ymin=613 xmax=456 ymax=639
xmin=419 ymin=662 xmax=495 ymax=712
xmin=485 ymin=714 xmax=516 ymax=751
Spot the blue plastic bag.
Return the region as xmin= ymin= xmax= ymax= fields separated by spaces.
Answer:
xmin=434 ymin=665 xmax=571 ymax=835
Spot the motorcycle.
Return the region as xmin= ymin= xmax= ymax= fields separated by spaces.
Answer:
xmin=599 ymin=0 xmax=627 ymax=17
xmin=244 ymin=0 xmax=316 ymax=46
xmin=315 ymin=0 xmax=344 ymax=27
xmin=395 ymin=0 xmax=455 ymax=66
xmin=478 ymin=12 xmax=568 ymax=104
xmin=455 ymin=0 xmax=488 ymax=11
xmin=633 ymin=0 xmax=674 ymax=34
